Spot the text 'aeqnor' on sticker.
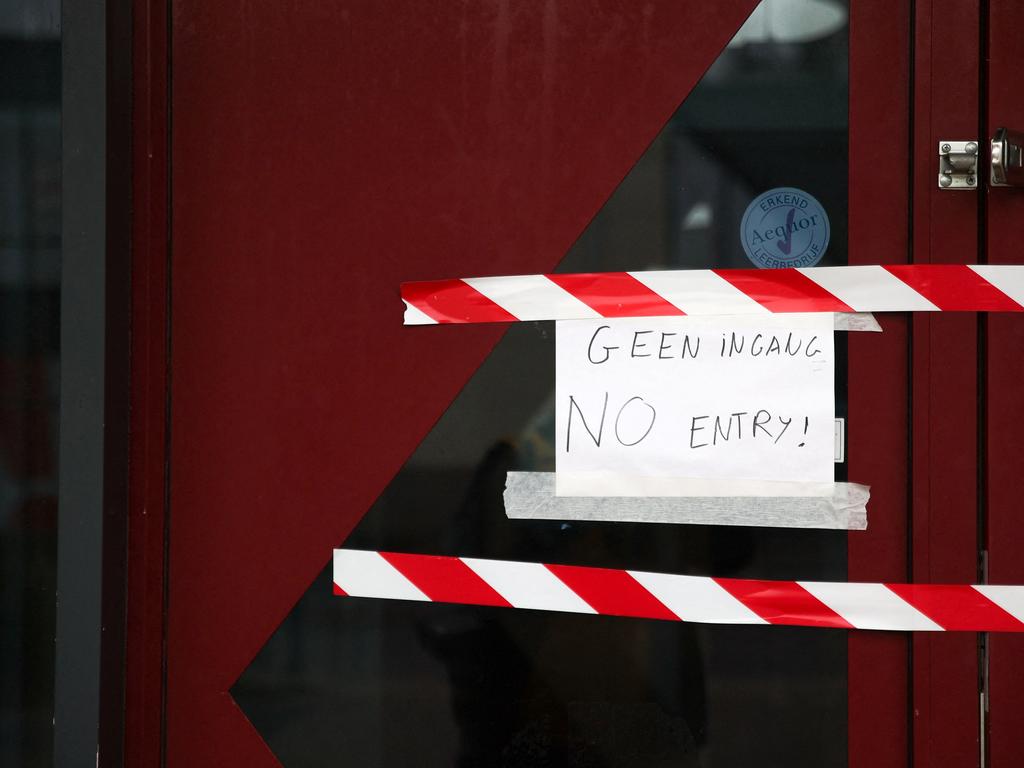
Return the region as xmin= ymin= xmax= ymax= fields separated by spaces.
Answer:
xmin=740 ymin=187 xmax=830 ymax=269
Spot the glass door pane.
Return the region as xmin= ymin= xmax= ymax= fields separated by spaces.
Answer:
xmin=235 ymin=2 xmax=851 ymax=765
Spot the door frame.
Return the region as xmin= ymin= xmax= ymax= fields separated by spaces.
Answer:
xmin=983 ymin=2 xmax=1024 ymax=765
xmin=848 ymin=0 xmax=914 ymax=765
xmin=54 ymin=1 xmax=133 ymax=766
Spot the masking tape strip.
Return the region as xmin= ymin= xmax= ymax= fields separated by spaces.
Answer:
xmin=401 ymin=264 xmax=1024 ymax=324
xmin=554 ymin=473 xmax=839 ymax=498
xmin=505 ymin=472 xmax=868 ymax=529
xmin=834 ymin=312 xmax=880 ymax=332
xmin=333 ymin=549 xmax=1024 ymax=632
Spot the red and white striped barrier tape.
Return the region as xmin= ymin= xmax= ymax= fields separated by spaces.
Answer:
xmin=333 ymin=549 xmax=1024 ymax=632
xmin=401 ymin=264 xmax=1024 ymax=324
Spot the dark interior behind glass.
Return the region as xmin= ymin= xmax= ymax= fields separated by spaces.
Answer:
xmin=0 ymin=3 xmax=61 ymax=766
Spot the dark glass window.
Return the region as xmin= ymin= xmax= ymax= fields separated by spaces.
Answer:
xmin=0 ymin=3 xmax=61 ymax=766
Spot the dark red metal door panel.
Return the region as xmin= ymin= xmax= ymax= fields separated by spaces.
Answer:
xmin=124 ymin=1 xmax=170 ymax=766
xmin=910 ymin=3 xmax=984 ymax=766
xmin=165 ymin=3 xmax=759 ymax=766
xmin=985 ymin=1 xmax=1024 ymax=763
xmin=847 ymin=1 xmax=913 ymax=765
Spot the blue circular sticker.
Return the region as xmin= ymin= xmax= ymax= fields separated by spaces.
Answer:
xmin=740 ymin=187 xmax=830 ymax=269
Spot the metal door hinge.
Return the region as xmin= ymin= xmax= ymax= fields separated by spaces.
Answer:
xmin=938 ymin=141 xmax=979 ymax=189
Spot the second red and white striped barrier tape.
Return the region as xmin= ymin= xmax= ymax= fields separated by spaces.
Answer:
xmin=401 ymin=264 xmax=1024 ymax=324
xmin=333 ymin=549 xmax=1024 ymax=632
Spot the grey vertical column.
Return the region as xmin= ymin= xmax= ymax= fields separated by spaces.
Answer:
xmin=54 ymin=0 xmax=108 ymax=765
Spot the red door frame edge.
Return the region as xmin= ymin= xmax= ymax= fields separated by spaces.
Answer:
xmin=910 ymin=2 xmax=983 ymax=767
xmin=847 ymin=1 xmax=913 ymax=767
xmin=984 ymin=1 xmax=1024 ymax=765
xmin=124 ymin=0 xmax=171 ymax=765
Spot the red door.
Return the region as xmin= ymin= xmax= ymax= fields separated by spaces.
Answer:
xmin=122 ymin=1 xmax=1020 ymax=766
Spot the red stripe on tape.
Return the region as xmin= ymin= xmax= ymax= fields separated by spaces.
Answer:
xmin=544 ymin=272 xmax=685 ymax=317
xmin=713 ymin=268 xmax=854 ymax=313
xmin=333 ymin=583 xmax=347 ymax=596
xmin=401 ymin=279 xmax=518 ymax=323
xmin=885 ymin=584 xmax=1024 ymax=632
xmin=379 ymin=552 xmax=512 ymax=608
xmin=545 ymin=563 xmax=679 ymax=621
xmin=884 ymin=264 xmax=1023 ymax=311
xmin=715 ymin=578 xmax=854 ymax=629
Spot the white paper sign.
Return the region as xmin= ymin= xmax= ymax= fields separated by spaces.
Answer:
xmin=555 ymin=314 xmax=834 ymax=496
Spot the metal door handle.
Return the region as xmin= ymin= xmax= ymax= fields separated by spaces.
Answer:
xmin=991 ymin=127 xmax=1024 ymax=187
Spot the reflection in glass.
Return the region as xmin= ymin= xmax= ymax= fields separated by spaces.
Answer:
xmin=0 ymin=2 xmax=61 ymax=766
xmin=235 ymin=2 xmax=850 ymax=766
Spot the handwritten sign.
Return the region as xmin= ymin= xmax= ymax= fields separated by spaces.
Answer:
xmin=555 ymin=314 xmax=834 ymax=496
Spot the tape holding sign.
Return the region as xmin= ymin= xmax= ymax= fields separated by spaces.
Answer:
xmin=401 ymin=264 xmax=1024 ymax=324
xmin=504 ymin=472 xmax=869 ymax=530
xmin=333 ymin=550 xmax=1024 ymax=633
xmin=555 ymin=314 xmax=835 ymax=496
